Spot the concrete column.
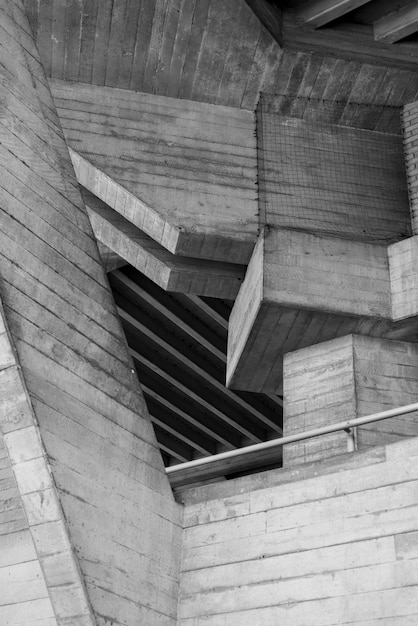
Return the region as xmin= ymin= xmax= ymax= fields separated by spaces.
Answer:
xmin=283 ymin=334 xmax=418 ymax=467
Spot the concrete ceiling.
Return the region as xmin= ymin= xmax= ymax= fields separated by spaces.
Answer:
xmin=25 ymin=0 xmax=418 ymax=111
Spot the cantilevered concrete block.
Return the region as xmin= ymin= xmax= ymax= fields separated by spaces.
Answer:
xmin=283 ymin=335 xmax=418 ymax=467
xmin=52 ymin=81 xmax=258 ymax=264
xmin=84 ymin=189 xmax=245 ymax=299
xmin=227 ymin=227 xmax=418 ymax=393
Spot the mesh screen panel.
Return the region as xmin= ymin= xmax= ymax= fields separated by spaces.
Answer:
xmin=257 ymin=94 xmax=411 ymax=243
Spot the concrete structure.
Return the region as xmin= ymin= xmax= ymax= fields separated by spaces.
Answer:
xmin=2 ymin=0 xmax=418 ymax=624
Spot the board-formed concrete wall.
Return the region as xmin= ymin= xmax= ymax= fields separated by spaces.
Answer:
xmin=177 ymin=436 xmax=418 ymax=625
xmin=0 ymin=2 xmax=182 ymax=624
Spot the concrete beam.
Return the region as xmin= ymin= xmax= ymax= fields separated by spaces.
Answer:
xmin=374 ymin=2 xmax=418 ymax=44
xmin=227 ymin=227 xmax=418 ymax=394
xmin=51 ymin=79 xmax=258 ymax=265
xmin=84 ymin=189 xmax=245 ymax=299
xmin=296 ymin=0 xmax=372 ymax=28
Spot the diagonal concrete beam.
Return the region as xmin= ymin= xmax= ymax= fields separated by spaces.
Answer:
xmin=296 ymin=0 xmax=372 ymax=28
xmin=83 ymin=189 xmax=245 ymax=299
xmin=51 ymin=79 xmax=259 ymax=265
xmin=227 ymin=227 xmax=418 ymax=394
xmin=374 ymin=2 xmax=418 ymax=44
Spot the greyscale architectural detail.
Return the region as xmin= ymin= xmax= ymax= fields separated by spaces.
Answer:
xmin=1 ymin=1 xmax=418 ymax=624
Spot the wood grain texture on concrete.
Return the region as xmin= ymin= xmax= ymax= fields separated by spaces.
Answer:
xmin=374 ymin=2 xmax=418 ymax=44
xmin=22 ymin=0 xmax=418 ymax=110
xmin=0 ymin=2 xmax=182 ymax=624
xmin=84 ymin=189 xmax=245 ymax=299
xmin=0 ymin=298 xmax=92 ymax=626
xmin=50 ymin=79 xmax=259 ymax=264
xmin=24 ymin=0 xmax=282 ymax=110
xmin=283 ymin=334 xmax=418 ymax=467
xmin=282 ymin=11 xmax=418 ymax=72
xmin=227 ymin=227 xmax=418 ymax=393
xmin=177 ymin=436 xmax=418 ymax=625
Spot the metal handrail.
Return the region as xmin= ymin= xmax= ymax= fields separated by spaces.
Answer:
xmin=165 ymin=402 xmax=418 ymax=475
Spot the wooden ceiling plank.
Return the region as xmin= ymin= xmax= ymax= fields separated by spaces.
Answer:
xmin=130 ymin=348 xmax=248 ymax=446
xmin=149 ymin=412 xmax=208 ymax=458
xmin=119 ymin=308 xmax=270 ymax=440
xmin=182 ymin=295 xmax=229 ymax=333
xmin=283 ymin=13 xmax=418 ymax=71
xmin=141 ymin=385 xmax=235 ymax=451
xmin=374 ymin=2 xmax=418 ymax=44
xmin=111 ymin=271 xmax=226 ymax=365
xmin=297 ymin=0 xmax=373 ymax=28
xmin=243 ymin=0 xmax=283 ymax=46
xmin=265 ymin=393 xmax=284 ymax=408
xmin=141 ymin=305 xmax=282 ymax=430
xmin=152 ymin=425 xmax=192 ymax=463
xmin=142 ymin=386 xmax=219 ymax=454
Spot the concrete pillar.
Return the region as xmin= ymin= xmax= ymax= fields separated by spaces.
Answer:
xmin=283 ymin=334 xmax=418 ymax=467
